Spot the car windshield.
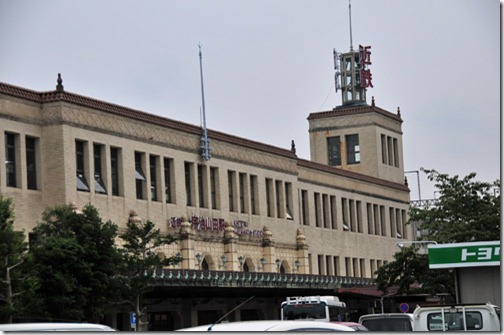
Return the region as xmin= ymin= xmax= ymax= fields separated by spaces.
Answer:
xmin=361 ymin=317 xmax=412 ymax=331
xmin=283 ymin=304 xmax=326 ymax=320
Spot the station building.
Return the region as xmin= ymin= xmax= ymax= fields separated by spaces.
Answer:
xmin=0 ymin=45 xmax=411 ymax=329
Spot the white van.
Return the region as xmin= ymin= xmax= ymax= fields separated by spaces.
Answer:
xmin=358 ymin=313 xmax=414 ymax=331
xmin=412 ymin=302 xmax=501 ymax=331
xmin=0 ymin=322 xmax=116 ymax=332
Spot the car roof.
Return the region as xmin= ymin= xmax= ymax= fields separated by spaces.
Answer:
xmin=359 ymin=313 xmax=413 ymax=320
xmin=177 ymin=320 xmax=355 ymax=331
xmin=0 ymin=322 xmax=116 ymax=331
xmin=333 ymin=322 xmax=369 ymax=331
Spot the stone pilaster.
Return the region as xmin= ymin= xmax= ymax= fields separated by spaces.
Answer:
xmin=296 ymin=228 xmax=309 ymax=274
xmin=179 ymin=217 xmax=195 ymax=269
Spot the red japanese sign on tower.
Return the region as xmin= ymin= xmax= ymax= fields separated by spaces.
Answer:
xmin=359 ymin=44 xmax=373 ymax=88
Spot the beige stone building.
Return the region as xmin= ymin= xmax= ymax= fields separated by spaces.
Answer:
xmin=0 ymin=74 xmax=410 ymax=329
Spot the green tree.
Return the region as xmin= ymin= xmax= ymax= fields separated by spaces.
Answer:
xmin=30 ymin=203 xmax=121 ymax=322
xmin=375 ymin=245 xmax=455 ymax=299
xmin=117 ymin=215 xmax=180 ymax=331
xmin=0 ymin=196 xmax=39 ymax=323
xmin=376 ymin=169 xmax=499 ymax=298
xmin=410 ymin=169 xmax=500 ymax=243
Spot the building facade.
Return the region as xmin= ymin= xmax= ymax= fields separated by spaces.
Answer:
xmin=0 ymin=75 xmax=410 ymax=329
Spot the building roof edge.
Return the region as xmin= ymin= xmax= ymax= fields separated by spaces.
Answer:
xmin=0 ymin=81 xmax=297 ymax=159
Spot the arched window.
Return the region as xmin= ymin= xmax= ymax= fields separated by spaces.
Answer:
xmin=202 ymin=258 xmax=209 ymax=271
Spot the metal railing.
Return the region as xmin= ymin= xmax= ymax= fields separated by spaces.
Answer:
xmin=151 ymin=268 xmax=375 ymax=290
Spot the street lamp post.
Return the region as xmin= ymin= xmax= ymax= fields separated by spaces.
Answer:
xmin=405 ymin=170 xmax=422 ymax=202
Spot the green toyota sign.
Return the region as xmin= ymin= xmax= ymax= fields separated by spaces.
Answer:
xmin=428 ymin=241 xmax=500 ymax=269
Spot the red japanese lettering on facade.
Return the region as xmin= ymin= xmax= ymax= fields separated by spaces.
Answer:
xmin=360 ymin=69 xmax=373 ymax=88
xmin=359 ymin=45 xmax=372 ymax=65
xmin=358 ymin=45 xmax=373 ymax=88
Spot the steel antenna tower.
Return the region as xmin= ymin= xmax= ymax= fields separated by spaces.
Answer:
xmin=199 ymin=43 xmax=211 ymax=161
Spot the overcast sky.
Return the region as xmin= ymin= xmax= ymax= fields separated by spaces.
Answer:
xmin=0 ymin=0 xmax=500 ymax=200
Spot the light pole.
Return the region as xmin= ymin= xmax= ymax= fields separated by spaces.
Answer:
xmin=195 ymin=253 xmax=203 ymax=270
xmin=238 ymin=256 xmax=244 ymax=271
xmin=294 ymin=260 xmax=301 ymax=273
xmin=275 ymin=259 xmax=281 ymax=273
xmin=220 ymin=254 xmax=227 ymax=270
xmin=259 ymin=258 xmax=266 ymax=272
xmin=405 ymin=170 xmax=422 ymax=201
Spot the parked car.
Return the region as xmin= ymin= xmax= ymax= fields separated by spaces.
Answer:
xmin=177 ymin=320 xmax=356 ymax=331
xmin=358 ymin=313 xmax=414 ymax=331
xmin=0 ymin=322 xmax=116 ymax=331
xmin=412 ymin=302 xmax=501 ymax=331
xmin=333 ymin=322 xmax=369 ymax=331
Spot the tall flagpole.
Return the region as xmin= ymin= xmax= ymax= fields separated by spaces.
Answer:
xmin=199 ymin=43 xmax=211 ymax=161
xmin=348 ymin=0 xmax=353 ymax=52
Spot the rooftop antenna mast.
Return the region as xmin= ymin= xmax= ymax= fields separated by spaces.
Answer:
xmin=199 ymin=43 xmax=211 ymax=161
xmin=348 ymin=0 xmax=354 ymax=51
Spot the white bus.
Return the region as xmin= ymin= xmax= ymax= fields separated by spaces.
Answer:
xmin=280 ymin=296 xmax=348 ymax=322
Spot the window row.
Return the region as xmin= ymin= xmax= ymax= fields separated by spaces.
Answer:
xmin=327 ymin=134 xmax=360 ymax=166
xmin=4 ymin=132 xmax=38 ymax=190
xmin=381 ymin=134 xmax=399 ymax=167
xmin=316 ymin=254 xmax=389 ymax=278
xmin=301 ymin=188 xmax=408 ymax=239
xmin=76 ymin=140 xmax=295 ymax=219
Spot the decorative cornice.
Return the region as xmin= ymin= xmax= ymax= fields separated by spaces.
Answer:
xmin=307 ymin=104 xmax=403 ymax=123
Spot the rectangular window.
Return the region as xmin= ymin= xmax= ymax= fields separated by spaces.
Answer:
xmin=5 ymin=133 xmax=17 ymax=187
xmin=345 ymin=257 xmax=352 ymax=276
xmin=326 ymin=255 xmax=332 ymax=276
xmin=150 ymin=155 xmax=159 ymax=201
xmin=285 ymin=182 xmax=293 ymax=220
xmin=342 ymin=198 xmax=349 ymax=231
xmin=185 ymin=162 xmax=194 ymax=206
xmin=395 ymin=208 xmax=402 ymax=238
xmin=275 ymin=180 xmax=284 ymax=219
xmin=198 ymin=164 xmax=207 ymax=208
xmin=366 ymin=203 xmax=374 ymax=234
xmin=346 ymin=134 xmax=360 ymax=164
xmin=401 ymin=210 xmax=407 ymax=239
xmin=314 ymin=192 xmax=321 ymax=227
xmin=76 ymin=140 xmax=89 ymax=192
xmin=239 ymin=172 xmax=247 ymax=214
xmin=353 ymin=258 xmax=359 ymax=277
xmin=349 ymin=199 xmax=356 ymax=232
xmin=250 ymin=175 xmax=258 ymax=215
xmin=393 ymin=138 xmax=399 ymax=167
xmin=94 ymin=144 xmax=107 ymax=194
xmin=210 ymin=167 xmax=219 ymax=209
xmin=356 ymin=200 xmax=363 ymax=233
xmin=164 ymin=158 xmax=174 ymax=204
xmin=327 ymin=136 xmax=341 ymax=166
xmin=381 ymin=134 xmax=387 ymax=164
xmin=318 ymin=255 xmax=325 ymax=275
xmin=25 ymin=136 xmax=37 ymax=190
xmin=360 ymin=258 xmax=366 ymax=278
xmin=370 ymin=259 xmax=376 ymax=278
xmin=265 ymin=178 xmax=273 ymax=217
xmin=373 ymin=204 xmax=380 ymax=235
xmin=333 ymin=256 xmax=340 ymax=276
xmin=322 ymin=194 xmax=329 ymax=228
xmin=387 ymin=136 xmax=394 ymax=166
xmin=110 ymin=147 xmax=121 ymax=196
xmin=389 ymin=207 xmax=396 ymax=238
xmin=301 ymin=190 xmax=309 ymax=226
xmin=228 ymin=170 xmax=237 ymax=212
xmin=330 ymin=195 xmax=337 ymax=229
xmin=135 ymin=152 xmax=146 ymax=199
xmin=380 ymin=205 xmax=386 ymax=236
